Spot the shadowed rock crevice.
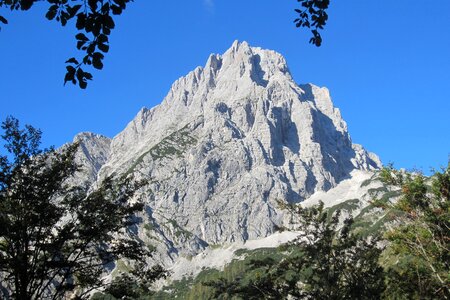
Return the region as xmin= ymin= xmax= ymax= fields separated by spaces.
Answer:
xmin=311 ymin=108 xmax=356 ymax=183
xmin=250 ymin=54 xmax=268 ymax=87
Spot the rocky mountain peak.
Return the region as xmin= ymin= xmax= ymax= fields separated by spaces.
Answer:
xmin=76 ymin=41 xmax=381 ymax=256
xmin=218 ymin=40 xmax=291 ymax=84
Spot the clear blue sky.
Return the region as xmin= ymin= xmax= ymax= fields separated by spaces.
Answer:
xmin=1 ymin=0 xmax=449 ymax=173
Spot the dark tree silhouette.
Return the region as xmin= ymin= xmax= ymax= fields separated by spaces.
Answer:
xmin=206 ymin=201 xmax=385 ymax=299
xmin=0 ymin=0 xmax=133 ymax=89
xmin=294 ymin=0 xmax=330 ymax=46
xmin=0 ymin=116 xmax=165 ymax=299
xmin=0 ymin=1 xmax=331 ymax=89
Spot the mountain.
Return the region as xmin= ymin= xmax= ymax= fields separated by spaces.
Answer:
xmin=73 ymin=40 xmax=381 ymax=265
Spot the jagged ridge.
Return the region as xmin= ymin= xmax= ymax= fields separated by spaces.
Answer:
xmin=72 ymin=41 xmax=381 ymax=263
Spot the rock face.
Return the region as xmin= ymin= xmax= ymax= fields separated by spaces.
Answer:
xmin=72 ymin=132 xmax=111 ymax=187
xmin=75 ymin=41 xmax=381 ymax=259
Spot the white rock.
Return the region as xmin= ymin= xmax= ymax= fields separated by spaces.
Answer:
xmin=72 ymin=41 xmax=381 ymax=264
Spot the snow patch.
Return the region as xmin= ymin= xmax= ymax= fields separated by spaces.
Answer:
xmin=167 ymin=231 xmax=299 ymax=282
xmin=302 ymin=170 xmax=381 ymax=208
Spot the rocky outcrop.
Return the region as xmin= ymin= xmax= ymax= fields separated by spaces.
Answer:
xmin=72 ymin=132 xmax=111 ymax=187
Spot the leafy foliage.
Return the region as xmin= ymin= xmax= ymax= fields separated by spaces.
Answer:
xmin=0 ymin=0 xmax=332 ymax=88
xmin=0 ymin=116 xmax=165 ymax=299
xmin=294 ymin=0 xmax=329 ymax=46
xmin=376 ymin=164 xmax=450 ymax=299
xmin=206 ymin=202 xmax=385 ymax=299
xmin=0 ymin=0 xmax=133 ymax=89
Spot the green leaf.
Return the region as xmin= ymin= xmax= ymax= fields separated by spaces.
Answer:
xmin=76 ymin=13 xmax=86 ymax=30
xmin=20 ymin=0 xmax=34 ymax=11
xmin=101 ymin=2 xmax=110 ymax=14
xmin=87 ymin=43 xmax=96 ymax=54
xmin=67 ymin=5 xmax=82 ymax=18
xmin=84 ymin=72 xmax=93 ymax=80
xmin=61 ymin=12 xmax=69 ymax=26
xmin=92 ymin=52 xmax=104 ymax=70
xmin=45 ymin=5 xmax=58 ymax=21
xmin=65 ymin=57 xmax=79 ymax=65
xmin=88 ymin=0 xmax=98 ymax=12
xmin=97 ymin=34 xmax=108 ymax=44
xmin=76 ymin=68 xmax=88 ymax=89
xmin=111 ymin=5 xmax=122 ymax=15
xmin=64 ymin=66 xmax=76 ymax=85
xmin=103 ymin=15 xmax=115 ymax=29
xmin=75 ymin=33 xmax=89 ymax=41
xmin=114 ymin=0 xmax=127 ymax=9
xmin=77 ymin=40 xmax=87 ymax=50
xmin=97 ymin=43 xmax=109 ymax=53
xmin=0 ymin=16 xmax=8 ymax=24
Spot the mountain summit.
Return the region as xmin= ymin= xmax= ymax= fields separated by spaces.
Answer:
xmin=74 ymin=41 xmax=380 ymax=259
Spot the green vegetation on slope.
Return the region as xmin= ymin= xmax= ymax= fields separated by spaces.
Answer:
xmin=152 ymin=247 xmax=284 ymax=300
xmin=126 ymin=125 xmax=197 ymax=175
